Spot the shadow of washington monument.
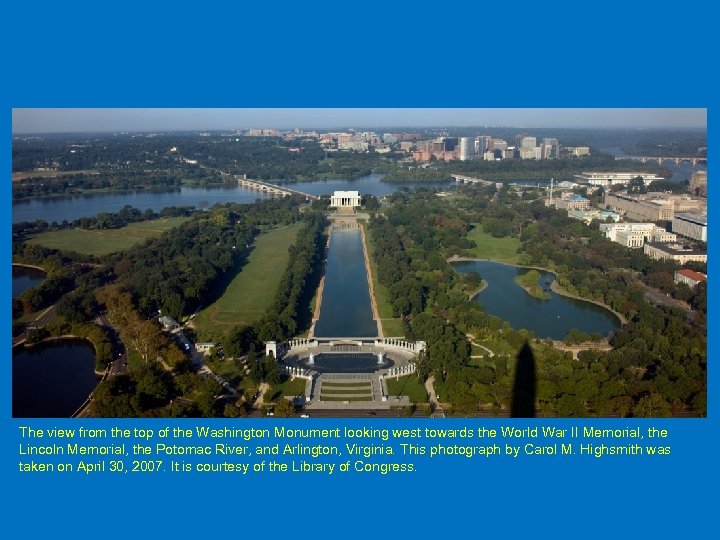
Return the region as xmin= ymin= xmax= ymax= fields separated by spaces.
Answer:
xmin=511 ymin=342 xmax=536 ymax=418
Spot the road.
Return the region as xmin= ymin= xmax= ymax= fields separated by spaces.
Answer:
xmin=95 ymin=315 xmax=128 ymax=375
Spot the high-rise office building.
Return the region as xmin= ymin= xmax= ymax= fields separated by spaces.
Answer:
xmin=476 ymin=136 xmax=490 ymax=155
xmin=516 ymin=135 xmax=537 ymax=149
xmin=459 ymin=137 xmax=475 ymax=161
xmin=542 ymin=138 xmax=559 ymax=159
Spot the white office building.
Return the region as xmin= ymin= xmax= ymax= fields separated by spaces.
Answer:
xmin=599 ymin=223 xmax=676 ymax=248
xmin=459 ymin=137 xmax=476 ymax=161
xmin=575 ymin=172 xmax=665 ymax=187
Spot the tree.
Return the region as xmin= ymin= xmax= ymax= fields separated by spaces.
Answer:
xmin=627 ymin=176 xmax=647 ymax=194
xmin=262 ymin=355 xmax=281 ymax=385
xmin=223 ymin=400 xmax=248 ymax=417
xmin=90 ymin=375 xmax=140 ymax=417
xmin=273 ymin=398 xmax=295 ymax=417
xmin=632 ymin=393 xmax=672 ymax=417
xmin=135 ymin=365 xmax=172 ymax=409
xmin=555 ymin=394 xmax=587 ymax=417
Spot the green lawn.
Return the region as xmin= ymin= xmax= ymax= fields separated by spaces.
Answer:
xmin=320 ymin=388 xmax=372 ymax=395
xmin=26 ymin=217 xmax=191 ymax=256
xmin=266 ymin=375 xmax=307 ymax=402
xmin=468 ymin=357 xmax=496 ymax=368
xmin=319 ymin=396 xmax=373 ymax=402
xmin=205 ymin=358 xmax=248 ymax=387
xmin=192 ymin=223 xmax=303 ymax=337
xmin=321 ymin=381 xmax=371 ymax=388
xmin=385 ymin=375 xmax=429 ymax=403
xmin=432 ymin=378 xmax=450 ymax=404
xmin=380 ymin=318 xmax=405 ymax=337
xmin=465 ymin=227 xmax=521 ymax=263
xmin=320 ymin=380 xmax=372 ymax=401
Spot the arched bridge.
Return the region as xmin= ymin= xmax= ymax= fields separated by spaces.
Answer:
xmin=615 ymin=156 xmax=707 ymax=166
xmin=237 ymin=177 xmax=320 ymax=200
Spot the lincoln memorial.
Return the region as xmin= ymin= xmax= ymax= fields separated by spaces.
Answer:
xmin=330 ymin=190 xmax=361 ymax=208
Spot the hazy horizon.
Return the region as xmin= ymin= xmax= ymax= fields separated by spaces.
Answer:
xmin=12 ymin=108 xmax=707 ymax=134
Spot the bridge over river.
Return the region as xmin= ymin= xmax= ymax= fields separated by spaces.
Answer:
xmin=236 ymin=176 xmax=320 ymax=199
xmin=615 ymin=155 xmax=707 ymax=166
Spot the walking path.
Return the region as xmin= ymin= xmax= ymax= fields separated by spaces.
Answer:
xmin=550 ymin=340 xmax=613 ymax=360
xmin=253 ymin=382 xmax=270 ymax=407
xmin=425 ymin=375 xmax=445 ymax=417
xmin=465 ymin=333 xmax=495 ymax=357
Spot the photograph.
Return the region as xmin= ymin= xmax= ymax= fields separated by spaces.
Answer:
xmin=11 ymin=108 xmax=708 ymax=419
xmin=3 ymin=4 xmax=716 ymax=539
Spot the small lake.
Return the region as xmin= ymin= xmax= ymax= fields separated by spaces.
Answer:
xmin=313 ymin=226 xmax=378 ymax=338
xmin=453 ymin=260 xmax=620 ymax=339
xmin=13 ymin=339 xmax=99 ymax=418
xmin=12 ymin=265 xmax=46 ymax=299
xmin=12 ymin=174 xmax=453 ymax=224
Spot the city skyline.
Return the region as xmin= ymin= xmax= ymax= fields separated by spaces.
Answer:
xmin=12 ymin=108 xmax=707 ymax=134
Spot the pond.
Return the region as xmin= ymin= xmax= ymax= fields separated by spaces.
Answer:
xmin=13 ymin=339 xmax=99 ymax=418
xmin=12 ymin=265 xmax=46 ymax=299
xmin=453 ymin=260 xmax=621 ymax=340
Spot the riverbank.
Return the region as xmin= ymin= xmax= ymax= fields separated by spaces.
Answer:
xmin=550 ymin=280 xmax=627 ymax=325
xmin=514 ymin=270 xmax=551 ymax=300
xmin=12 ymin=185 xmax=185 ymax=203
xmin=12 ymin=262 xmax=46 ymax=272
xmin=449 ymin=255 xmax=551 ymax=274
xmin=468 ymin=280 xmax=488 ymax=300
xmin=16 ymin=335 xmax=106 ymax=374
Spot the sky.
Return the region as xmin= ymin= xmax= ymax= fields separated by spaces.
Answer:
xmin=12 ymin=108 xmax=707 ymax=134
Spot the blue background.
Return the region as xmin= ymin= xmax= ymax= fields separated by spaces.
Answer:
xmin=1 ymin=1 xmax=715 ymax=538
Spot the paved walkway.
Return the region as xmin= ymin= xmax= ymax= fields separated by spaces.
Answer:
xmin=425 ymin=375 xmax=445 ymax=417
xmin=466 ymin=333 xmax=495 ymax=357
xmin=550 ymin=340 xmax=613 ymax=360
xmin=253 ymin=382 xmax=269 ymax=407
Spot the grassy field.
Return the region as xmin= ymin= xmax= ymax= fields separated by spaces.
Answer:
xmin=266 ymin=375 xmax=307 ymax=402
xmin=319 ymin=396 xmax=373 ymax=402
xmin=12 ymin=169 xmax=99 ymax=181
xmin=320 ymin=380 xmax=372 ymax=401
xmin=320 ymin=381 xmax=370 ymax=388
xmin=320 ymin=388 xmax=372 ymax=395
xmin=26 ymin=217 xmax=191 ymax=256
xmin=465 ymin=227 xmax=521 ymax=263
xmin=385 ymin=375 xmax=429 ymax=403
xmin=205 ymin=358 xmax=249 ymax=388
xmin=363 ymin=223 xmax=405 ymax=337
xmin=192 ymin=223 xmax=302 ymax=336
xmin=380 ymin=319 xmax=405 ymax=337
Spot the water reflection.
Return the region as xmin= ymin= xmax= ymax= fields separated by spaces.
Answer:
xmin=13 ymin=339 xmax=99 ymax=418
xmin=12 ymin=265 xmax=46 ymax=299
